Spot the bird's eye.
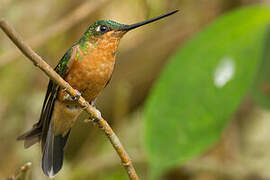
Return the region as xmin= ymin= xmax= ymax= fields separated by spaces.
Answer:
xmin=96 ymin=25 xmax=109 ymax=33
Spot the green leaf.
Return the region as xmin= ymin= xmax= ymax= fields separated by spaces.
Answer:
xmin=144 ymin=5 xmax=270 ymax=179
xmin=251 ymin=28 xmax=270 ymax=109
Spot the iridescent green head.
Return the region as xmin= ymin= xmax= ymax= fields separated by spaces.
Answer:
xmin=82 ymin=10 xmax=178 ymax=40
xmin=84 ymin=20 xmax=126 ymax=38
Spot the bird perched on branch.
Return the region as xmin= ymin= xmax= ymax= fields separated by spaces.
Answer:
xmin=17 ymin=10 xmax=178 ymax=178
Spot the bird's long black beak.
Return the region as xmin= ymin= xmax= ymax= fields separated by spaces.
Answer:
xmin=121 ymin=10 xmax=179 ymax=31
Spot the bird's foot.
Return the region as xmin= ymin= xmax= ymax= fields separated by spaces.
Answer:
xmin=94 ymin=107 xmax=101 ymax=120
xmin=62 ymin=89 xmax=81 ymax=101
xmin=87 ymin=107 xmax=101 ymax=122
xmin=71 ymin=89 xmax=81 ymax=101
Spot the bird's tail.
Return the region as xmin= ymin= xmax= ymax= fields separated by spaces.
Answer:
xmin=42 ymin=122 xmax=70 ymax=178
xmin=17 ymin=125 xmax=42 ymax=148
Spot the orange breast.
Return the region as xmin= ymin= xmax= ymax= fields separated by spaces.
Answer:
xmin=61 ymin=32 xmax=121 ymax=103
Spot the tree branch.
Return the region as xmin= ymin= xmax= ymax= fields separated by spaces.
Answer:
xmin=0 ymin=19 xmax=139 ymax=180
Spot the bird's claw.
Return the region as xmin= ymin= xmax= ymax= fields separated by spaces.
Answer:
xmin=94 ymin=108 xmax=101 ymax=120
xmin=88 ymin=107 xmax=101 ymax=122
xmin=72 ymin=89 xmax=81 ymax=101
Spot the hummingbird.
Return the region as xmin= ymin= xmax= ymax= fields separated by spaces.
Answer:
xmin=17 ymin=10 xmax=178 ymax=178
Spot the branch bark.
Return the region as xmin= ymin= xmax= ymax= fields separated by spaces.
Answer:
xmin=0 ymin=19 xmax=139 ymax=180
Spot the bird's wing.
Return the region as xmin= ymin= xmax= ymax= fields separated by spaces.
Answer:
xmin=39 ymin=47 xmax=76 ymax=148
xmin=41 ymin=46 xmax=79 ymax=177
xmin=17 ymin=46 xmax=76 ymax=148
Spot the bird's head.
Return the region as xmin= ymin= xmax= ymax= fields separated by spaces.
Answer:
xmin=82 ymin=10 xmax=178 ymax=43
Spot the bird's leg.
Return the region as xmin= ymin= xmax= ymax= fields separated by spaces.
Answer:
xmin=90 ymin=98 xmax=97 ymax=106
xmin=93 ymin=108 xmax=101 ymax=120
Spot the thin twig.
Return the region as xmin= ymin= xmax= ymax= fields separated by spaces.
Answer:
xmin=0 ymin=19 xmax=139 ymax=180
xmin=0 ymin=0 xmax=111 ymax=67
xmin=6 ymin=162 xmax=32 ymax=180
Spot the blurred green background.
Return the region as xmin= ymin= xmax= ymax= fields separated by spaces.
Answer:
xmin=1 ymin=0 xmax=270 ymax=180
